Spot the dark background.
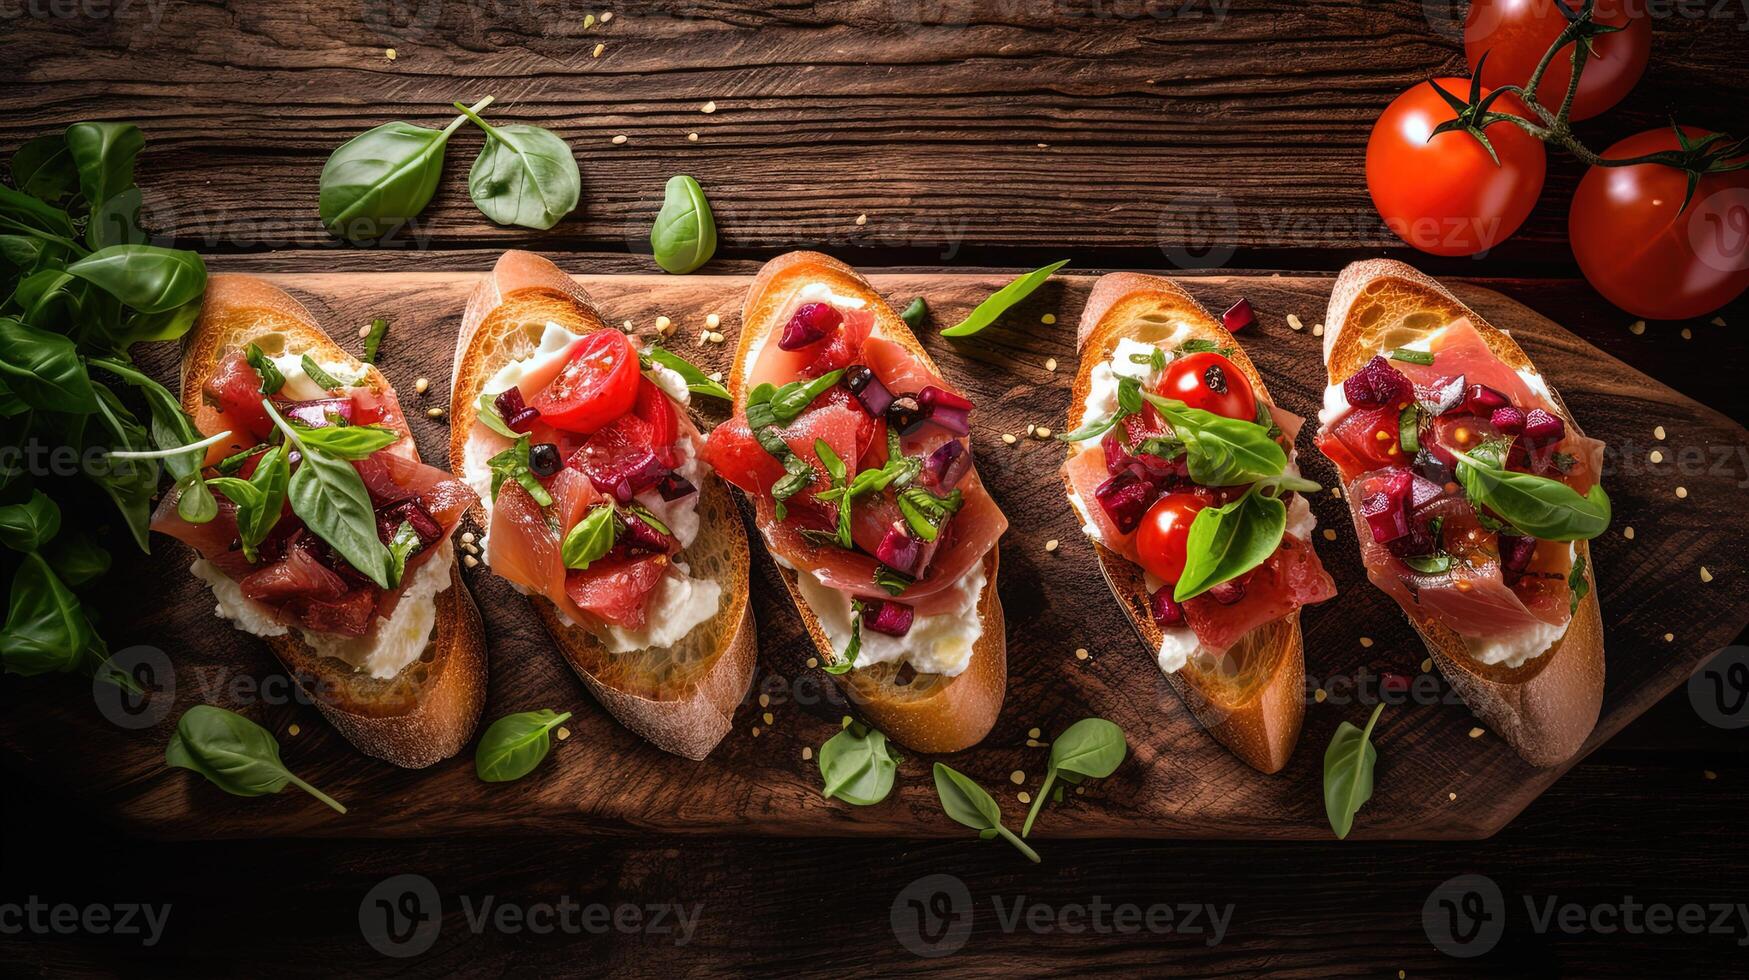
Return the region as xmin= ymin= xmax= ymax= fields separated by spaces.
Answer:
xmin=4 ymin=0 xmax=1748 ymax=976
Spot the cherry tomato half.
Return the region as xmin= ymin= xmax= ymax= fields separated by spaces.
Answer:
xmin=1366 ymin=79 xmax=1547 ymax=257
xmin=1465 ymin=0 xmax=1648 ymax=123
xmin=1135 ymin=493 xmax=1207 ymax=586
xmin=1160 ymin=351 xmax=1257 ymax=422
xmin=528 ymin=329 xmax=641 ymax=434
xmin=1570 ymin=126 xmax=1749 ymax=320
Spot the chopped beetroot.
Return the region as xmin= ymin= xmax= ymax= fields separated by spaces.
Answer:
xmin=1490 ymin=405 xmax=1526 ymax=434
xmin=494 ymin=387 xmax=542 ymax=433
xmin=875 ymin=525 xmax=923 ymax=575
xmin=1408 ymin=471 xmax=1446 ymax=512
xmin=1101 ymin=432 xmax=1137 ymax=476
xmin=657 ymin=471 xmax=697 ymax=501
xmin=1150 ymin=586 xmax=1185 ymax=627
xmin=1522 ymin=408 xmax=1565 ymax=445
xmin=1359 ymin=469 xmax=1413 ymax=544
xmin=780 ymin=302 xmax=843 ymax=351
xmin=1220 ymin=298 xmax=1255 ymax=334
xmin=1093 ymin=471 xmax=1157 ymax=536
xmin=376 ymin=499 xmax=442 ymax=546
xmin=1462 ymin=383 xmax=1509 ymax=416
xmin=1343 ymin=356 xmax=1412 ymax=409
xmin=1421 ymin=374 xmax=1469 ymax=416
xmin=862 ymin=600 xmax=914 ymax=637
xmin=915 ymin=386 xmax=971 ymax=436
xmin=280 ymin=397 xmax=353 ymax=428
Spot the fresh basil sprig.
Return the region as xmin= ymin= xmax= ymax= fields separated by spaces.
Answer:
xmin=206 ymin=444 xmax=290 ymax=562
xmin=643 ymin=345 xmax=730 ymax=401
xmin=319 ymin=97 xmax=493 ymax=242
xmin=1452 ymin=445 xmax=1611 ymax=541
xmin=244 ymin=342 xmax=284 ymax=395
xmin=384 ymin=521 xmax=422 ymax=589
xmin=487 ymin=434 xmax=555 ymax=507
xmin=1020 ymin=718 xmax=1127 ymax=837
xmin=299 ymin=355 xmax=355 ymax=392
xmin=1323 ymin=703 xmax=1384 ymax=840
xmin=265 ymin=400 xmax=395 ymax=589
xmin=896 ymin=486 xmax=962 ymax=542
xmin=1143 ymin=393 xmax=1287 ymax=487
xmin=562 ymin=505 xmax=617 ymax=570
xmin=815 ymin=439 xmax=853 ymax=549
xmin=1568 ymin=554 xmax=1590 ymax=616
xmin=165 ymin=705 xmax=347 ymax=814
xmin=749 ymin=369 xmax=845 ymax=426
xmin=287 ymin=423 xmax=398 ymax=460
xmin=1175 ymin=485 xmax=1284 ymax=601
xmin=451 ymin=101 xmax=581 ymax=232
xmin=818 ymin=717 xmax=900 ymax=805
xmin=932 ymin=763 xmax=1041 ymax=863
xmin=474 ymin=390 xmax=519 ymax=439
xmin=475 ymin=709 xmax=572 ymax=783
xmin=941 ymin=260 xmax=1068 ymax=338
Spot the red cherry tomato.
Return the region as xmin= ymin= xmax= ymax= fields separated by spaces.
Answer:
xmin=1465 ymin=0 xmax=1648 ymax=122
xmin=528 ymin=329 xmax=640 ymax=434
xmin=1160 ymin=351 xmax=1257 ymax=422
xmin=1570 ymin=126 xmax=1749 ymax=320
xmin=1135 ymin=493 xmax=1207 ymax=586
xmin=1366 ymin=79 xmax=1547 ymax=257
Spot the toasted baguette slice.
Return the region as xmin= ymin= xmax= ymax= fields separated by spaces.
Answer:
xmin=179 ymin=275 xmax=486 ymax=769
xmin=449 ymin=251 xmax=755 ymax=761
xmin=731 ymin=252 xmax=1007 ymax=754
xmin=1069 ymin=273 xmax=1310 ymax=774
xmin=1323 ymin=260 xmax=1604 ymax=767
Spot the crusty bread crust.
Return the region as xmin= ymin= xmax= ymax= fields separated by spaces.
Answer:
xmin=448 ymin=251 xmax=755 ymax=761
xmin=1322 ymin=259 xmax=1604 ymax=767
xmin=178 ymin=275 xmax=487 ymax=769
xmin=733 ymin=251 xmax=1007 ymax=754
xmin=1068 ymin=272 xmax=1310 ymax=774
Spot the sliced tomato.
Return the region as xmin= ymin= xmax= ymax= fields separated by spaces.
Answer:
xmin=1322 ymin=405 xmax=1406 ymax=476
xmin=632 ymin=378 xmax=679 ymax=465
xmin=202 ymin=351 xmax=276 ymax=442
xmin=565 ymin=553 xmax=670 ymax=630
xmin=528 ymin=329 xmax=640 ymax=434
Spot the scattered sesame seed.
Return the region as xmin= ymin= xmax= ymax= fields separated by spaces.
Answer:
xmin=611 ymin=134 xmax=627 ymax=144
xmin=385 ymin=48 xmax=397 ymax=60
xmin=705 ymin=313 xmax=721 ymax=329
xmin=1025 ymin=423 xmax=1036 ymax=437
xmin=1042 ymin=313 xmax=1057 ymax=325
xmin=1629 ymin=320 xmax=1646 ymax=335
xmin=1075 ymin=786 xmax=1085 ymax=795
xmin=1712 ymin=316 xmax=1727 ymax=327
xmin=1045 ymin=357 xmax=1058 ymax=372
xmin=701 ymin=101 xmax=717 ymax=113
xmin=415 ymin=378 xmax=431 ymax=395
xmin=1009 ymin=770 xmax=1025 ymax=785
xmin=1623 ymin=526 xmax=1635 ymax=540
xmin=1287 ymin=314 xmax=1304 ymax=331
xmin=1468 ymin=727 xmax=1484 ymax=738
xmin=583 ymin=13 xmax=595 ymax=28
xmin=464 ymin=555 xmax=479 ymax=568
xmin=1314 ymin=688 xmax=1327 ymax=703
xmin=592 ymin=43 xmax=605 ymax=57
xmin=288 ymin=724 xmax=301 ymax=736
xmin=461 ymin=532 xmax=475 ymax=545
xmin=1002 ymin=433 xmax=1017 ymax=445
xmin=801 ymin=747 xmax=813 ymax=760
xmin=709 ymin=331 xmax=725 ymax=344
xmin=1322 ymin=528 xmax=1337 ymax=542
xmin=708 ymin=371 xmax=723 ymax=383
xmin=1018 ymin=791 xmax=1032 ymax=804
xmin=1037 ymin=142 xmax=1049 ymax=149
xmin=653 ymin=314 xmax=672 ymax=334
xmin=1028 ymin=727 xmax=1042 ymax=739
xmin=1075 ymin=647 xmax=1089 ymax=660
xmin=1650 ymin=449 xmax=1665 ymax=463
xmin=758 ymin=694 xmax=770 ymax=708
xmin=1705 ymin=770 xmax=1717 ymax=780
xmin=1312 ymin=323 xmax=1324 ymax=337
xmin=1676 ymin=486 xmax=1689 ymax=499
xmin=854 ymin=213 xmax=867 ymax=226
xmin=357 ymin=324 xmax=372 ymax=339
xmin=1044 ymin=539 xmax=1059 ymax=552
xmin=1665 ymin=633 xmax=1675 ymax=642
xmin=1399 ymin=972 xmax=1407 ymax=980
xmin=1026 ymin=738 xmax=1044 ymax=747
xmin=426 ymin=407 xmax=445 ymax=418
xmin=1700 ymin=566 xmax=1714 ymax=583
xmin=1448 ymin=792 xmax=1457 ymax=801
xmin=1681 ymin=328 xmax=1693 ymax=340
xmin=557 ymin=726 xmax=571 ymax=741
xmin=1654 ymin=425 xmax=1666 ymax=440
xmin=698 ymin=330 xmax=710 ymax=346
xmin=763 ymin=712 xmax=774 ymax=725
xmin=687 ymin=132 xmax=699 ymax=142
xmin=1421 ymin=658 xmax=1433 ymax=672
xmin=1360 ymin=637 xmax=1373 ymax=648
xmin=1331 ymin=486 xmax=1342 ymax=499
xmin=751 ymin=726 xmax=760 ymax=737
xmin=806 ymin=657 xmax=818 ymax=668
xmin=601 ymin=11 xmax=613 ymax=22
xmin=1035 ymin=426 xmax=1053 ymax=439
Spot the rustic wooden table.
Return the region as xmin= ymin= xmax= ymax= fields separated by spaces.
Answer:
xmin=5 ymin=1 xmax=1749 ymax=977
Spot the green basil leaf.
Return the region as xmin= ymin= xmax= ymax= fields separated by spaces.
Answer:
xmin=932 ymin=763 xmax=1041 ymax=863
xmin=454 ymin=104 xmax=581 ymax=231
xmin=650 ymin=174 xmax=717 ymax=275
xmin=0 ymin=490 xmax=61 ymax=552
xmin=1021 ymin=718 xmax=1127 ymax=837
xmin=175 ymin=471 xmax=218 ymax=524
xmin=216 ymin=444 xmax=268 ymax=475
xmin=10 ymin=134 xmax=79 ymax=204
xmin=1145 ymin=394 xmax=1287 ymax=487
xmin=1569 ymin=553 xmax=1590 ymax=616
xmin=1174 ymin=487 xmax=1286 ymax=601
xmin=561 ymin=505 xmax=617 ymax=570
xmin=244 ymin=343 xmax=284 ymax=395
xmin=896 ymin=486 xmax=963 ymax=543
xmin=300 ymin=355 xmax=354 ymax=392
xmin=86 ymin=382 xmax=157 ymax=552
xmin=0 ymin=553 xmax=91 ymax=677
xmin=165 ymin=705 xmax=347 ymax=813
xmin=319 ymin=100 xmax=489 ymax=242
xmin=1173 ymin=338 xmax=1234 ymax=358
xmin=44 ymin=531 xmax=110 ymax=588
xmin=768 ymin=369 xmax=845 ymax=423
xmin=208 ymin=444 xmax=289 ymax=563
xmin=268 ymin=402 xmax=394 ymax=589
xmin=899 ymin=297 xmax=928 ymax=329
xmin=118 ymin=297 xmax=202 ymax=344
xmin=874 ymin=565 xmax=913 ymax=596
xmin=1401 ymin=552 xmax=1453 ymax=574
xmin=824 ymin=600 xmax=863 ymax=675
xmin=1389 ymin=347 xmax=1435 ymax=366
xmin=64 ymin=244 xmax=207 ymax=314
xmin=818 ymin=722 xmax=899 ymax=805
xmin=362 ymin=317 xmax=389 ymax=364
xmin=941 ymin=260 xmax=1069 ymax=337
xmin=475 ymin=709 xmax=572 ymax=783
xmin=1398 ymin=403 xmax=1422 ymax=455
xmin=475 ymin=390 xmax=520 ymax=438
xmin=1323 ymin=703 xmax=1384 ymax=840
xmin=0 ymin=316 xmax=96 ymax=413
xmin=1452 ymin=449 xmax=1612 ymax=541
xmin=289 ymin=423 xmax=398 ymax=461
xmin=487 ymin=435 xmax=554 ymax=507
xmin=1056 ymin=413 xmax=1121 ymax=444
xmin=771 ymin=452 xmax=815 ymax=502
xmin=626 ymin=503 xmax=671 ymax=537
xmin=643 ymin=346 xmax=730 ymax=401
xmin=385 ymin=520 xmax=421 ymax=589
xmin=66 ymin=122 xmax=143 ymax=248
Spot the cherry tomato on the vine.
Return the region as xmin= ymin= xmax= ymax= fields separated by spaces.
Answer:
xmin=1569 ymin=126 xmax=1749 ymax=320
xmin=1465 ymin=0 xmax=1649 ymax=123
xmin=1160 ymin=351 xmax=1257 ymax=422
xmin=1366 ymin=79 xmax=1547 ymax=257
xmin=1135 ymin=493 xmax=1207 ymax=586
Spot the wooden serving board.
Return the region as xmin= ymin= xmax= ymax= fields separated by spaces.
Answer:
xmin=5 ymin=271 xmax=1745 ymax=841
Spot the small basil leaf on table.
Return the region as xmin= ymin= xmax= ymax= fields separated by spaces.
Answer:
xmin=899 ymin=297 xmax=928 ymax=329
xmin=266 ymin=401 xmax=395 ymax=589
xmin=165 ymin=705 xmax=347 ymax=814
xmin=1323 ymin=702 xmax=1385 ymax=840
xmin=64 ymin=244 xmax=207 ymax=314
xmin=475 ymin=709 xmax=573 ymax=783
xmin=818 ymin=720 xmax=900 ymax=805
xmin=0 ymin=491 xmax=61 ymax=553
xmin=362 ymin=317 xmax=389 ymax=364
xmin=940 ymin=260 xmax=1068 ymax=337
xmin=650 ymin=175 xmax=717 ymax=275
xmin=1175 ymin=486 xmax=1286 ymax=602
xmin=452 ymin=102 xmax=581 ymax=231
xmin=1 ymin=552 xmax=94 ymax=676
xmin=0 ymin=316 xmax=97 ymax=413
xmin=932 ymin=763 xmax=1041 ymax=863
xmin=318 ymin=97 xmax=494 ymax=242
xmin=1021 ymin=718 xmax=1127 ymax=837
xmin=1452 ymin=448 xmax=1611 ymax=541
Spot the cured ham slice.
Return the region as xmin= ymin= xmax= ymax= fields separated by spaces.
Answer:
xmin=1183 ymin=535 xmax=1336 ymax=653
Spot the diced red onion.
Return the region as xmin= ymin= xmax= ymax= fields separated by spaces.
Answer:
xmin=843 ymin=365 xmax=894 ymax=417
xmin=493 ymin=387 xmax=541 ymax=433
xmin=1408 ymin=472 xmax=1446 ymax=512
xmin=1522 ymin=408 xmax=1565 ymax=445
xmin=1490 ymin=405 xmax=1526 ymax=434
xmin=1462 ymin=383 xmax=1509 ymax=416
xmin=862 ymin=600 xmax=914 ymax=637
xmin=779 ymin=302 xmax=842 ymax=351
xmin=1220 ymin=298 xmax=1255 ymax=334
xmin=657 ymin=471 xmax=697 ymax=501
xmin=1498 ymin=534 xmax=1536 ymax=578
xmin=919 ymin=385 xmax=973 ymax=412
xmin=1207 ymin=579 xmax=1247 ymax=605
xmin=1343 ymin=356 xmax=1412 ymax=409
xmin=875 ymin=525 xmax=923 ymax=575
xmin=619 ymin=510 xmax=673 ymax=555
xmin=376 ymin=500 xmax=442 ymax=547
xmin=281 ymin=398 xmax=353 ymax=428
xmin=1150 ymin=586 xmax=1185 ymax=627
xmin=921 ymin=440 xmax=971 ymax=490
xmin=1093 ymin=471 xmax=1157 ymax=535
xmin=586 ymin=449 xmax=668 ymax=503
xmin=1359 ymin=469 xmax=1413 ymax=544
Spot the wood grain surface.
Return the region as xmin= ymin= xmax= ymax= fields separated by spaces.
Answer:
xmin=3 ymin=270 xmax=1743 ymax=844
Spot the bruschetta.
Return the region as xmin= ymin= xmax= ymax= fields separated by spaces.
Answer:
xmin=1061 ymin=273 xmax=1336 ymax=774
xmin=1316 ymin=260 xmax=1608 ymax=766
xmin=152 ymin=275 xmax=487 ymax=769
xmin=700 ymin=252 xmax=1009 ymax=754
xmin=448 ymin=251 xmax=755 ymax=761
